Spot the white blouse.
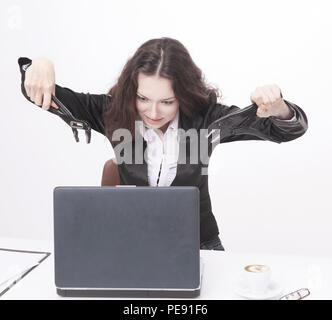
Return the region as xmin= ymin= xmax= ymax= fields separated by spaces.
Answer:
xmin=138 ymin=109 xmax=180 ymax=187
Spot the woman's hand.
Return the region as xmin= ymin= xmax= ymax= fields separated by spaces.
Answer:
xmin=250 ymin=84 xmax=294 ymax=120
xmin=24 ymin=57 xmax=59 ymax=110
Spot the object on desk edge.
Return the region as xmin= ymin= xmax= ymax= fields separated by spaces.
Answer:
xmin=0 ymin=248 xmax=51 ymax=297
xmin=279 ymin=288 xmax=310 ymax=300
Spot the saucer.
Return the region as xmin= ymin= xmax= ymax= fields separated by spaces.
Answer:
xmin=234 ymin=278 xmax=283 ymax=300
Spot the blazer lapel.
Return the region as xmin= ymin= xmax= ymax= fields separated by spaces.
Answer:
xmin=170 ymin=109 xmax=202 ymax=186
xmin=117 ymin=138 xmax=149 ymax=186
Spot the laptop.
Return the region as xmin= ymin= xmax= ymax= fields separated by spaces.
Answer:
xmin=53 ymin=186 xmax=202 ymax=298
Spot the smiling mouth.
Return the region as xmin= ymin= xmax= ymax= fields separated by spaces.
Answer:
xmin=146 ymin=115 xmax=163 ymax=121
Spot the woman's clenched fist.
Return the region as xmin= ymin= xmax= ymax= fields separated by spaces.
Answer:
xmin=250 ymin=84 xmax=294 ymax=120
xmin=24 ymin=57 xmax=59 ymax=110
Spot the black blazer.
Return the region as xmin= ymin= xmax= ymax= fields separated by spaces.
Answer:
xmin=18 ymin=57 xmax=308 ymax=244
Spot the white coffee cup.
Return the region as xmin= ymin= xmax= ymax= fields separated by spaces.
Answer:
xmin=242 ymin=264 xmax=272 ymax=294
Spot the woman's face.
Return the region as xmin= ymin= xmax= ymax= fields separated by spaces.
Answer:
xmin=136 ymin=72 xmax=179 ymax=133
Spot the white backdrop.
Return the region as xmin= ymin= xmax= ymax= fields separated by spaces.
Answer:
xmin=1 ymin=0 xmax=331 ymax=257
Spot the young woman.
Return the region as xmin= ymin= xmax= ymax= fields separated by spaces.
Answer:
xmin=18 ymin=37 xmax=308 ymax=251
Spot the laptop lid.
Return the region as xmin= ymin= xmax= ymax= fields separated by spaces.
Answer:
xmin=53 ymin=186 xmax=200 ymax=291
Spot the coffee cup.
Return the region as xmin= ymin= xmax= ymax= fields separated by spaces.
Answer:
xmin=242 ymin=264 xmax=272 ymax=294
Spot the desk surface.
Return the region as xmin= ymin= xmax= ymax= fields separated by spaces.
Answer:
xmin=1 ymin=237 xmax=331 ymax=300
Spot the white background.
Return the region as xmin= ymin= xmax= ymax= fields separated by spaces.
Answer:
xmin=1 ymin=0 xmax=331 ymax=257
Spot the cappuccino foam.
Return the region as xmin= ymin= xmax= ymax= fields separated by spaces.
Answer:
xmin=244 ymin=264 xmax=270 ymax=273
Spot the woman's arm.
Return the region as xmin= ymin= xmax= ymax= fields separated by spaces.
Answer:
xmin=19 ymin=57 xmax=58 ymax=110
xmin=18 ymin=57 xmax=110 ymax=135
xmin=205 ymin=86 xmax=308 ymax=144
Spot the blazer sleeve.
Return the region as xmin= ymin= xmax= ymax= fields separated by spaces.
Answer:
xmin=18 ymin=57 xmax=110 ymax=136
xmin=205 ymin=99 xmax=308 ymax=144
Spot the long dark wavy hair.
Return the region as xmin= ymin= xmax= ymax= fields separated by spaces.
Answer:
xmin=102 ymin=37 xmax=222 ymax=145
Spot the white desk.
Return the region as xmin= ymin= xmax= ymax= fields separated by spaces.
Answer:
xmin=1 ymin=237 xmax=331 ymax=300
